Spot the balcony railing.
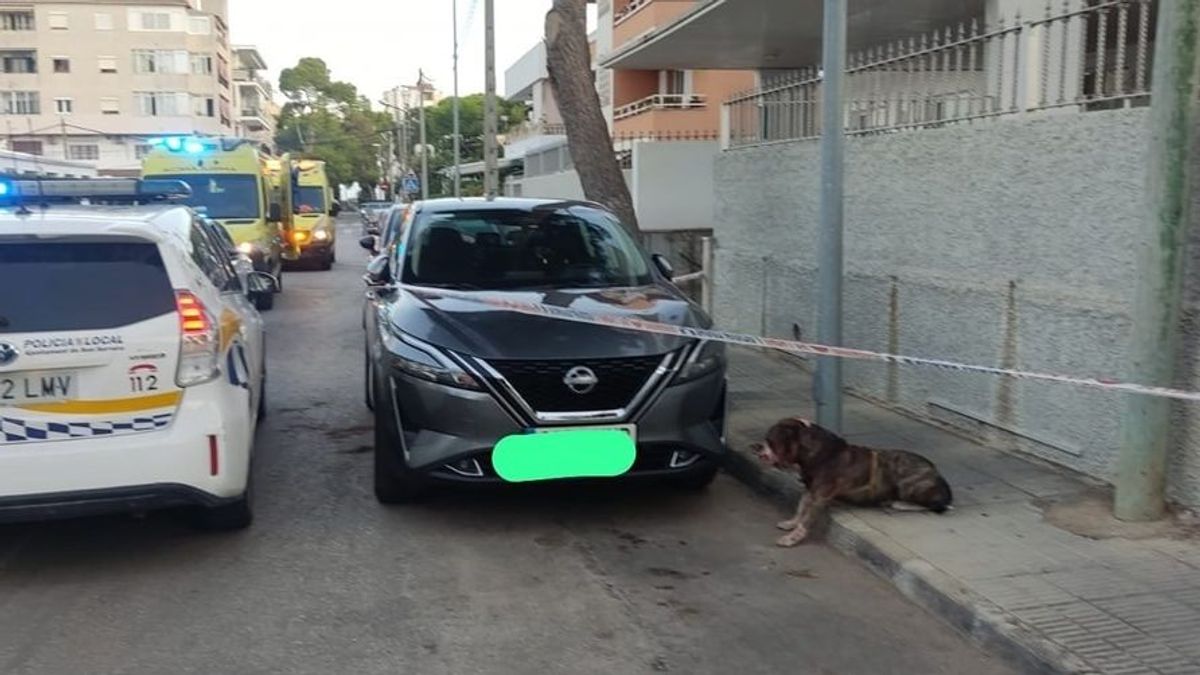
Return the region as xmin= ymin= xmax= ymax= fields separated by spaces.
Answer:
xmin=614 ymin=93 xmax=707 ymax=120
xmin=502 ymin=120 xmax=567 ymax=145
xmin=724 ymin=0 xmax=1156 ymax=149
xmin=613 ymin=0 xmax=652 ymax=24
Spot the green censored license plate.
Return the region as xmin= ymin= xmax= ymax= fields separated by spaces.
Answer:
xmin=492 ymin=427 xmax=637 ymax=483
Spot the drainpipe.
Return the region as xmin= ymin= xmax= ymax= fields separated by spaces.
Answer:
xmin=1115 ymin=0 xmax=1200 ymax=521
xmin=815 ymin=0 xmax=847 ymax=433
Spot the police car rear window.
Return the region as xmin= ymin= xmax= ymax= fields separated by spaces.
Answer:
xmin=0 ymin=240 xmax=175 ymax=333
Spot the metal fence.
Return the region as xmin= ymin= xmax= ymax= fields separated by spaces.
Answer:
xmin=724 ymin=0 xmax=1157 ymax=148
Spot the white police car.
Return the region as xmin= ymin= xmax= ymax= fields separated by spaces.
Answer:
xmin=0 ymin=179 xmax=275 ymax=530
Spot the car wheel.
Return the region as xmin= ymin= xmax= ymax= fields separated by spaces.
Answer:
xmin=667 ymin=462 xmax=720 ymax=492
xmin=188 ymin=492 xmax=253 ymax=531
xmin=373 ymin=381 xmax=429 ymax=504
xmin=257 ymin=370 xmax=267 ymax=421
xmin=254 ymin=291 xmax=275 ymax=311
xmin=320 ymin=253 xmax=333 ymax=271
xmin=364 ymin=352 xmax=375 ymax=411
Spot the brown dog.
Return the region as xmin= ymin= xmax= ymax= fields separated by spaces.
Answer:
xmin=753 ymin=417 xmax=953 ymax=547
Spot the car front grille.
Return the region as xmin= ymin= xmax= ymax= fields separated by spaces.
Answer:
xmin=486 ymin=355 xmax=666 ymax=413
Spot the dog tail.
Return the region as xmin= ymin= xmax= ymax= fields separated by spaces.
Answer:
xmin=928 ymin=476 xmax=953 ymax=514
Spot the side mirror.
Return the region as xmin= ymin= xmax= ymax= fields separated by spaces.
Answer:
xmin=231 ymin=253 xmax=254 ymax=293
xmin=651 ymin=253 xmax=675 ymax=279
xmin=330 ymin=202 xmax=342 ymax=217
xmin=247 ymin=271 xmax=280 ymax=294
xmin=268 ymin=202 xmax=282 ymax=222
xmin=359 ymin=235 xmax=380 ymax=254
xmin=363 ymin=254 xmax=392 ymax=287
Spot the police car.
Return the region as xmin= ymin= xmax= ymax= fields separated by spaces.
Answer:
xmin=0 ymin=179 xmax=275 ymax=530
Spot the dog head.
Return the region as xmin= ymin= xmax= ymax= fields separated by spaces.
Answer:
xmin=754 ymin=417 xmax=845 ymax=469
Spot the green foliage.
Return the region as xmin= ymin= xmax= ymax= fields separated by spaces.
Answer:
xmin=274 ymin=57 xmax=390 ymax=188
xmin=401 ymin=94 xmax=528 ymax=197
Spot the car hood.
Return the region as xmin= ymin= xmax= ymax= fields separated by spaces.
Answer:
xmin=388 ymin=285 xmax=707 ymax=360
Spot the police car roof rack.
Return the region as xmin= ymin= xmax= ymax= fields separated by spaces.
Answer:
xmin=0 ymin=178 xmax=192 ymax=214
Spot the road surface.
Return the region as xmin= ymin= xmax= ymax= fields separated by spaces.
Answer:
xmin=0 ymin=217 xmax=1013 ymax=675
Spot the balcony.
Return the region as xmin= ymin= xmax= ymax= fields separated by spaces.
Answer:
xmin=613 ymin=93 xmax=706 ymax=120
xmin=613 ymin=0 xmax=695 ymax=51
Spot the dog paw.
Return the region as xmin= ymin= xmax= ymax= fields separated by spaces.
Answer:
xmin=775 ymin=528 xmax=808 ymax=547
xmin=776 ymin=519 xmax=799 ymax=531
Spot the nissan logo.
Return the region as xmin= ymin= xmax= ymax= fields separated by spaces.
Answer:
xmin=0 ymin=342 xmax=17 ymax=367
xmin=563 ymin=366 xmax=599 ymax=395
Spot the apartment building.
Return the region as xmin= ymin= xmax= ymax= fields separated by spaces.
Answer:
xmin=232 ymin=45 xmax=277 ymax=149
xmin=0 ymin=0 xmax=233 ymax=175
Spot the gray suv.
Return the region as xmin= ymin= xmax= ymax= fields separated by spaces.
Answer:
xmin=363 ymin=198 xmax=726 ymax=502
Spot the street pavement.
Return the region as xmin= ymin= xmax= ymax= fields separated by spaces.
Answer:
xmin=0 ymin=217 xmax=1012 ymax=675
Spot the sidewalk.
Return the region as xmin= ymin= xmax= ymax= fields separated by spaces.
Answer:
xmin=724 ymin=348 xmax=1200 ymax=675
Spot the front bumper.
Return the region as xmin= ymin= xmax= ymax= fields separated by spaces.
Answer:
xmin=384 ymin=365 xmax=727 ymax=483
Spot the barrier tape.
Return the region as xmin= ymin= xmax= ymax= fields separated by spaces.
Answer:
xmin=402 ymin=286 xmax=1200 ymax=403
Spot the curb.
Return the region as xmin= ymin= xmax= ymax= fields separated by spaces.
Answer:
xmin=723 ymin=446 xmax=1096 ymax=675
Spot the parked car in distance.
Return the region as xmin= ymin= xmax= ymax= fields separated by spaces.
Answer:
xmin=363 ymin=198 xmax=727 ymax=503
xmin=359 ymin=201 xmax=393 ymax=236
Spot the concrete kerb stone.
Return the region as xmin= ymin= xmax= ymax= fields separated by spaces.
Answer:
xmin=722 ymin=444 xmax=1097 ymax=675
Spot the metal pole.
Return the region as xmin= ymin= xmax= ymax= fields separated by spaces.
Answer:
xmin=418 ymin=71 xmax=429 ymax=201
xmin=1115 ymin=0 xmax=1199 ymax=521
xmin=483 ymin=0 xmax=499 ymax=198
xmin=452 ymin=0 xmax=462 ymax=198
xmin=815 ymin=0 xmax=847 ymax=433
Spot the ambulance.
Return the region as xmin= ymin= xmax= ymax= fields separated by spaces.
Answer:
xmin=142 ymin=137 xmax=293 ymax=310
xmin=288 ymin=159 xmax=339 ymax=270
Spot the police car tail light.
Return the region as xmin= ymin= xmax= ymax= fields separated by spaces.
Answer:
xmin=175 ymin=291 xmax=220 ymax=387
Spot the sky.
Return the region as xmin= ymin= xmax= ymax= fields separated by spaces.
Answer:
xmin=229 ymin=1 xmax=596 ymax=106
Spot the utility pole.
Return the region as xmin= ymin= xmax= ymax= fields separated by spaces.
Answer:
xmin=418 ymin=70 xmax=429 ymax=200
xmin=1115 ymin=0 xmax=1199 ymax=521
xmin=452 ymin=0 xmax=462 ymax=198
xmin=815 ymin=0 xmax=847 ymax=434
xmin=483 ymin=0 xmax=499 ymax=198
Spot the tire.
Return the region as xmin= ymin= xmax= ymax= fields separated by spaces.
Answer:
xmin=320 ymin=252 xmax=333 ymax=271
xmin=364 ymin=352 xmax=375 ymax=411
xmin=667 ymin=462 xmax=720 ymax=492
xmin=188 ymin=492 xmax=252 ymax=531
xmin=373 ymin=379 xmax=429 ymax=504
xmin=254 ymin=291 xmax=275 ymax=311
xmin=257 ymin=370 xmax=267 ymax=421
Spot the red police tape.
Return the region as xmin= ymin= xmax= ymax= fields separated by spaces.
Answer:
xmin=402 ymin=286 xmax=1200 ymax=403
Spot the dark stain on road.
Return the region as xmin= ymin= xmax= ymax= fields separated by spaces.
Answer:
xmin=647 ymin=567 xmax=693 ymax=580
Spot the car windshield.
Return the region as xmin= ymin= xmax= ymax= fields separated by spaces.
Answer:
xmin=144 ymin=174 xmax=260 ymax=220
xmin=401 ymin=205 xmax=652 ymax=290
xmin=295 ymin=186 xmax=325 ymax=214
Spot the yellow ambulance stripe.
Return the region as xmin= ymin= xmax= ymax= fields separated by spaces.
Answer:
xmin=19 ymin=391 xmax=183 ymax=415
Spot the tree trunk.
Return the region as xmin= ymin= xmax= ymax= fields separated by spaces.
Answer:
xmin=545 ymin=0 xmax=640 ymax=234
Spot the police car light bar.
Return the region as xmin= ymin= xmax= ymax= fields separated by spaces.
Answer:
xmin=0 ymin=178 xmax=192 ymax=205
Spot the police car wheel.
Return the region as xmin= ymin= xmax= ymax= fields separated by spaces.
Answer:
xmin=254 ymin=291 xmax=275 ymax=311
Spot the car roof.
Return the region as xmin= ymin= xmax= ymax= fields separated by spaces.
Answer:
xmin=414 ymin=197 xmax=608 ymax=214
xmin=0 ymin=203 xmax=195 ymax=244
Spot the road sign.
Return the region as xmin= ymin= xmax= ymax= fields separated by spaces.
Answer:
xmin=403 ymin=173 xmax=420 ymax=195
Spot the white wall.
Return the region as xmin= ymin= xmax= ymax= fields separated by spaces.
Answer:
xmin=631 ymin=141 xmax=717 ymax=231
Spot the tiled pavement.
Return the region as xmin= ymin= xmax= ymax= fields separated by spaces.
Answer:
xmin=724 ymin=349 xmax=1200 ymax=675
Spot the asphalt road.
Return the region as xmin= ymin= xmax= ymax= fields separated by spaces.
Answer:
xmin=0 ymin=217 xmax=1013 ymax=675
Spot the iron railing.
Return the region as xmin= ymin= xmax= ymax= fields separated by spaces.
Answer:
xmin=724 ymin=0 xmax=1157 ymax=148
xmin=614 ymin=93 xmax=707 ymax=120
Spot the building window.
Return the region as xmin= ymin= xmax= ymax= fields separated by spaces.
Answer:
xmin=663 ymin=70 xmax=688 ymax=96
xmin=1 ymin=11 xmax=34 ymax=31
xmin=11 ymin=140 xmax=42 ymax=156
xmin=55 ymin=98 xmax=73 ymax=114
xmin=135 ymin=91 xmax=188 ymax=116
xmin=1 ymin=91 xmax=40 ymax=115
xmin=53 ymin=58 xmax=70 ymax=73
xmin=95 ymin=12 xmax=113 ymax=30
xmin=131 ymin=10 xmax=172 ymax=31
xmin=48 ymin=12 xmax=69 ymax=30
xmin=67 ymin=144 xmax=100 ymax=161
xmin=100 ymin=97 xmax=120 ymax=114
xmin=193 ymin=96 xmax=215 ymax=118
xmin=191 ymin=53 xmax=213 ymax=75
xmin=0 ymin=51 xmax=36 ymax=74
xmin=187 ymin=16 xmax=211 ymax=35
xmin=133 ymin=50 xmax=188 ymax=74
xmin=135 ymin=143 xmax=155 ymax=159
xmin=99 ymin=56 xmax=117 ymax=73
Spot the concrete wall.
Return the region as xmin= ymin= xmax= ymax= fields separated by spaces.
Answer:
xmin=631 ymin=140 xmax=717 ymax=231
xmin=713 ymin=109 xmax=1200 ymax=507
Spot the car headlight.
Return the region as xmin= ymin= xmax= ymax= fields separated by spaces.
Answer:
xmin=313 ymin=228 xmax=330 ymax=241
xmin=673 ymin=340 xmax=725 ymax=385
xmin=383 ymin=323 xmax=481 ymax=390
xmin=237 ymin=241 xmax=256 ymax=255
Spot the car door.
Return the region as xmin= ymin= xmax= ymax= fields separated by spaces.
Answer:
xmin=189 ymin=220 xmax=266 ymax=419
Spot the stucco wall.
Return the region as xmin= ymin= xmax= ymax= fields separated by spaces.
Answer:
xmin=713 ymin=109 xmax=1200 ymax=506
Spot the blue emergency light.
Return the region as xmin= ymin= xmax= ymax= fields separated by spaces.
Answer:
xmin=149 ymin=136 xmax=209 ymax=154
xmin=0 ymin=180 xmax=10 ymax=197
